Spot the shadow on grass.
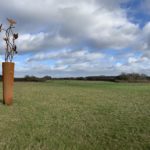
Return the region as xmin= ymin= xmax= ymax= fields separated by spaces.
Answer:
xmin=0 ymin=99 xmax=4 ymax=105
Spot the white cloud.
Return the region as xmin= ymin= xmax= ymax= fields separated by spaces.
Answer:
xmin=0 ymin=0 xmax=150 ymax=76
xmin=128 ymin=57 xmax=138 ymax=64
xmin=0 ymin=0 xmax=141 ymax=51
xmin=26 ymin=49 xmax=104 ymax=62
xmin=17 ymin=32 xmax=71 ymax=52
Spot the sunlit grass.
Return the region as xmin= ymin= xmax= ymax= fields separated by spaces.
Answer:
xmin=0 ymin=80 xmax=149 ymax=150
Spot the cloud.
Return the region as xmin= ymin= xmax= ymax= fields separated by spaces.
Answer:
xmin=17 ymin=32 xmax=71 ymax=52
xmin=0 ymin=0 xmax=150 ymax=76
xmin=140 ymin=0 xmax=150 ymax=14
xmin=116 ymin=56 xmax=150 ymax=74
xmin=23 ymin=49 xmax=112 ymax=77
xmin=1 ymin=0 xmax=141 ymax=52
xmin=27 ymin=49 xmax=104 ymax=62
xmin=142 ymin=22 xmax=150 ymax=51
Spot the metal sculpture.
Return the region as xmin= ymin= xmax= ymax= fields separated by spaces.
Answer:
xmin=0 ymin=18 xmax=18 ymax=62
xmin=0 ymin=18 xmax=18 ymax=105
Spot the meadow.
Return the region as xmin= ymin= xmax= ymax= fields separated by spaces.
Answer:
xmin=0 ymin=80 xmax=149 ymax=150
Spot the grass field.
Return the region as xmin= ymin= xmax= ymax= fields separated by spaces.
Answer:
xmin=0 ymin=80 xmax=149 ymax=150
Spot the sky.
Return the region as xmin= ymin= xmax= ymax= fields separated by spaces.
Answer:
xmin=0 ymin=0 xmax=150 ymax=77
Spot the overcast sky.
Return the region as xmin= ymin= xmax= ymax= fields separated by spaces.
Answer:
xmin=0 ymin=0 xmax=150 ymax=77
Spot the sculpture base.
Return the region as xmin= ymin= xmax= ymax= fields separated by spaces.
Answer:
xmin=2 ymin=62 xmax=15 ymax=105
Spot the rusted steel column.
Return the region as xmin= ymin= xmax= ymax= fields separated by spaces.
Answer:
xmin=2 ymin=62 xmax=14 ymax=105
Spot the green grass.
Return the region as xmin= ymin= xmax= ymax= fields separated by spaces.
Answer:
xmin=0 ymin=80 xmax=150 ymax=150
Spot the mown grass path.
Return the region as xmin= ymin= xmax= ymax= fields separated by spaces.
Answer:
xmin=0 ymin=81 xmax=149 ymax=150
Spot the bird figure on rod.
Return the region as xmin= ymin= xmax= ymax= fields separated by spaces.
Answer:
xmin=0 ymin=18 xmax=18 ymax=62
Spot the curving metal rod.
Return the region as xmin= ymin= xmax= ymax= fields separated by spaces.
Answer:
xmin=0 ymin=18 xmax=18 ymax=62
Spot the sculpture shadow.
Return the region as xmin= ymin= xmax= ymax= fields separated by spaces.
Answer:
xmin=0 ymin=99 xmax=4 ymax=104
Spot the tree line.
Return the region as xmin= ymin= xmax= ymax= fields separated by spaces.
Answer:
xmin=0 ymin=73 xmax=149 ymax=82
xmin=54 ymin=73 xmax=150 ymax=82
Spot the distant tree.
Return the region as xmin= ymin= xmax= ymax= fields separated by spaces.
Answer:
xmin=117 ymin=73 xmax=148 ymax=81
xmin=42 ymin=76 xmax=52 ymax=80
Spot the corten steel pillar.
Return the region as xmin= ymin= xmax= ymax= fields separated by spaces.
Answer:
xmin=2 ymin=62 xmax=15 ymax=105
